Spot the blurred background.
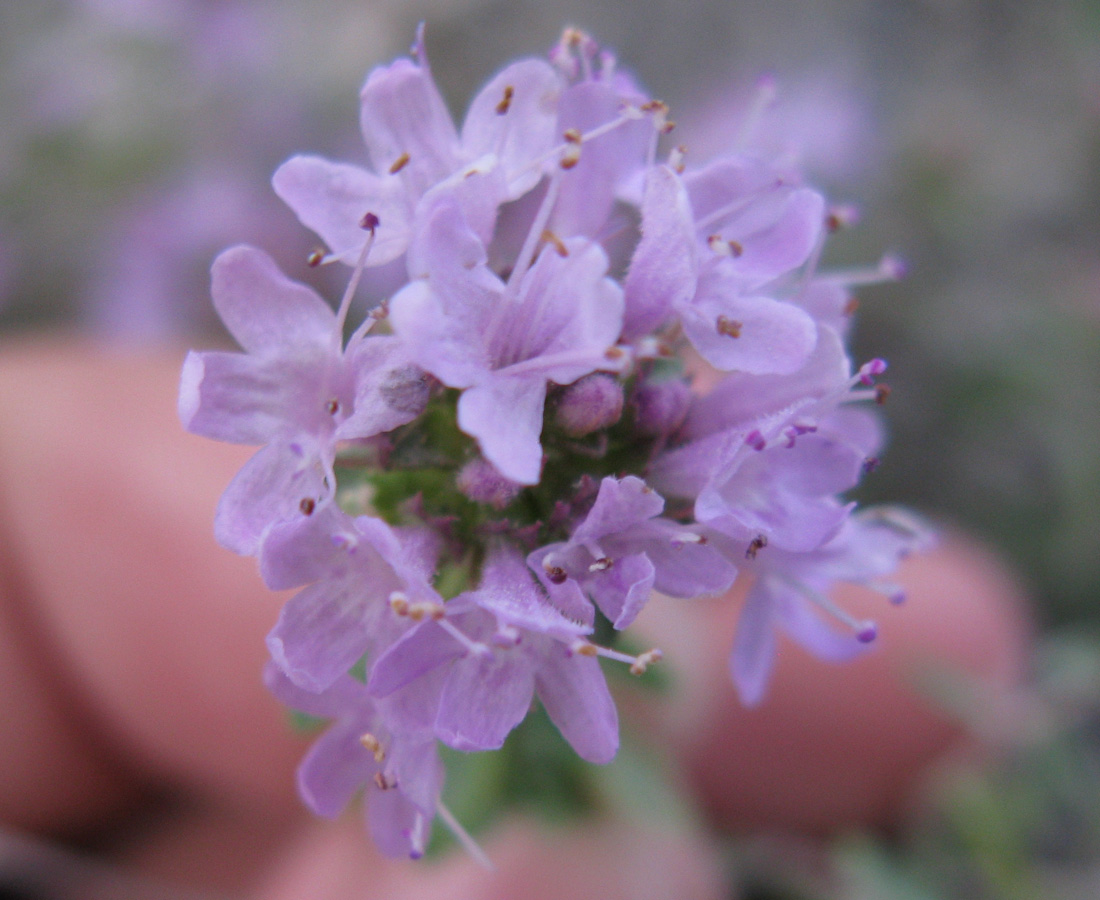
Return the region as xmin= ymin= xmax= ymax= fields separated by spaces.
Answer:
xmin=2 ymin=1 xmax=1099 ymax=897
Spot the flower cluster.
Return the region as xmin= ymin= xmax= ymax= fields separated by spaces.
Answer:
xmin=180 ymin=26 xmax=930 ymax=860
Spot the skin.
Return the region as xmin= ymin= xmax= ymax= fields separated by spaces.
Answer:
xmin=0 ymin=339 xmax=1030 ymax=899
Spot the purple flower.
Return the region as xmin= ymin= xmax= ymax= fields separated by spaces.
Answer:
xmin=178 ymin=244 xmax=427 ymax=554
xmin=624 ymin=158 xmax=822 ymax=374
xmin=530 ymin=476 xmax=737 ymax=630
xmin=729 ymin=508 xmax=934 ymax=706
xmin=389 ymin=196 xmax=624 ymax=484
xmin=273 ymin=25 xmax=562 ymax=267
xmin=261 ymin=501 xmax=444 ymax=692
xmin=369 ymin=546 xmax=620 ymax=764
xmin=264 ymin=664 xmax=444 ymax=859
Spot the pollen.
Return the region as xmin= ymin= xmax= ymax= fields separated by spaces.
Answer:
xmin=541 ymin=230 xmax=569 ymax=257
xmin=716 ymin=316 xmax=743 ymax=338
xmin=746 ymin=534 xmax=768 ymax=559
xmin=388 ymin=152 xmax=411 ymax=175
xmin=629 ymin=648 xmax=663 ymax=676
xmin=359 ymin=732 xmax=386 ymax=763
xmin=495 ymin=85 xmax=515 ymax=115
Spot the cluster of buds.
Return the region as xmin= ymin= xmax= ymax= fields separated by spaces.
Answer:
xmin=180 ymin=25 xmax=931 ymax=860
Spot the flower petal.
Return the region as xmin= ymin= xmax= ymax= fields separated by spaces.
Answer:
xmin=210 ymin=245 xmax=334 ymax=354
xmin=272 ymin=156 xmax=412 ymax=265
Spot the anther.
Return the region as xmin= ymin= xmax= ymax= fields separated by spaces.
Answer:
xmin=863 ymin=456 xmax=881 ymax=474
xmin=563 ymin=128 xmax=583 ymax=144
xmin=544 ymin=563 xmax=568 ymax=585
xmin=408 ymin=601 xmax=446 ymax=622
xmin=389 ymin=591 xmax=410 ymax=616
xmin=716 ymin=316 xmax=742 ymax=338
xmin=746 ymin=534 xmax=768 ymax=560
xmin=745 ymin=430 xmax=766 ymax=451
xmin=540 ymin=230 xmax=569 ymax=257
xmin=858 ymin=358 xmax=887 ymax=385
xmin=325 ymin=399 xmax=339 ymax=415
xmin=670 ymin=531 xmax=707 ymax=547
xmin=856 ymin=621 xmax=878 ymax=643
xmin=560 ymin=144 xmax=582 ymax=169
xmin=359 ymin=732 xmax=386 ymax=763
xmin=571 ymin=641 xmax=599 ymax=657
xmin=825 ymin=204 xmax=860 ymax=233
xmin=373 ymin=772 xmax=394 ymax=790
xmin=360 ymin=211 xmax=380 ymax=232
xmin=299 ymin=497 xmax=315 ymax=516
xmin=874 ymin=384 xmax=891 ymax=405
xmin=629 ymin=648 xmax=663 ymax=676
xmin=727 ymin=239 xmax=744 ymax=257
xmin=307 ymin=248 xmax=325 ymax=267
xmin=588 ymin=557 xmax=613 ymax=573
xmin=388 ymin=152 xmax=411 ymax=175
xmin=668 ymin=144 xmax=687 ymax=173
xmin=843 ymin=297 xmax=860 ymax=316
xmin=495 ymin=85 xmax=514 ymax=115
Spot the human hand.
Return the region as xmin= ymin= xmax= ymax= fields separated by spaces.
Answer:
xmin=0 ymin=339 xmax=1029 ymax=899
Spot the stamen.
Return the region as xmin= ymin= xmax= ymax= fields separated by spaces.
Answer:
xmin=388 ymin=152 xmax=411 ymax=175
xmin=791 ymin=579 xmax=878 ymax=642
xmin=437 ymin=618 xmax=493 ymax=658
xmin=359 ymin=732 xmax=386 ymax=763
xmin=629 ymin=648 xmax=663 ymax=676
xmin=746 ymin=534 xmax=768 ymax=559
xmin=307 ymin=247 xmax=325 ymax=267
xmin=407 ymin=812 xmax=426 ymax=860
xmin=544 ymin=564 xmax=568 ymax=585
xmin=745 ymin=429 xmax=766 ymax=451
xmin=325 ymin=398 xmax=339 ymax=415
xmin=541 ymin=229 xmax=569 ymax=257
xmin=867 ymin=579 xmax=906 ymax=605
xmin=735 ymin=72 xmax=778 ymax=149
xmin=373 ymin=771 xmax=394 ymax=790
xmin=569 ymin=640 xmax=663 ymax=675
xmin=588 ymin=557 xmax=613 ymax=573
xmin=670 ymin=531 xmax=707 ymax=547
xmin=858 ymin=358 xmax=888 ymax=385
xmin=495 ymin=85 xmax=514 ymax=115
xmin=408 ymin=601 xmax=446 ymax=622
xmin=716 ymin=316 xmax=743 ymax=338
xmin=437 ymin=801 xmax=494 ymax=871
xmin=863 ymin=456 xmax=881 ymax=473
xmin=825 ymin=204 xmax=860 ymax=232
xmin=561 ymin=144 xmax=582 ymax=169
xmin=874 ymin=384 xmax=891 ymax=405
xmin=299 ymin=497 xmax=316 ymax=516
xmin=668 ymin=144 xmax=687 ymax=173
xmin=819 ymin=254 xmax=906 ymax=287
xmin=389 ymin=591 xmax=409 ymax=616
xmin=332 ymin=212 xmax=380 ymax=345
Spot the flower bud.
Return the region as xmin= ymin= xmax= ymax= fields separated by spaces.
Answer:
xmin=554 ymin=374 xmax=624 ymax=437
xmin=456 ymin=458 xmax=523 ymax=509
xmin=631 ymin=378 xmax=691 ymax=437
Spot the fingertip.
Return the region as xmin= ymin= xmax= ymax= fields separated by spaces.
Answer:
xmin=633 ymin=533 xmax=1031 ymax=832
